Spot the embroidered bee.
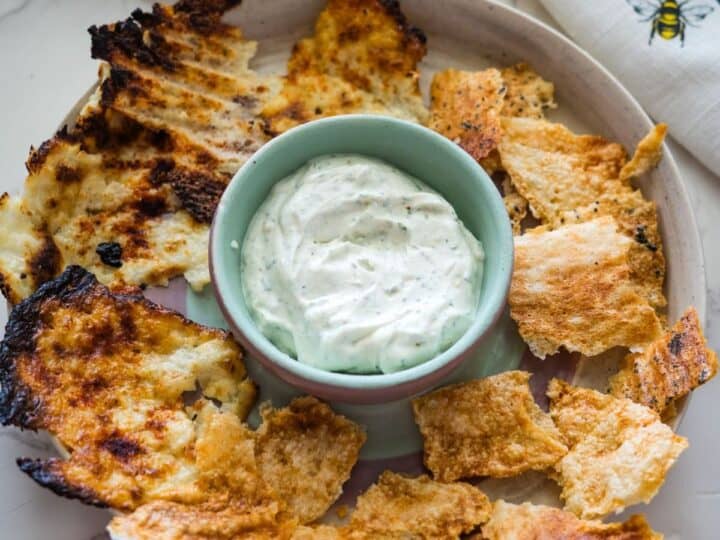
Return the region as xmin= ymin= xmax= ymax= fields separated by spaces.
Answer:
xmin=627 ymin=0 xmax=715 ymax=46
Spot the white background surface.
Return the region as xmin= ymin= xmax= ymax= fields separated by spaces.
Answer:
xmin=0 ymin=1 xmax=718 ymax=538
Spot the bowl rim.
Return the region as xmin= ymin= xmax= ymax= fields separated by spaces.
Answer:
xmin=209 ymin=114 xmax=514 ymax=393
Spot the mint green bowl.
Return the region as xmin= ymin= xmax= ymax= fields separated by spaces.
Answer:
xmin=210 ymin=115 xmax=513 ymax=404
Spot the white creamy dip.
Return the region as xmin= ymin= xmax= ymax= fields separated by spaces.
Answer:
xmin=240 ymin=154 xmax=484 ymax=374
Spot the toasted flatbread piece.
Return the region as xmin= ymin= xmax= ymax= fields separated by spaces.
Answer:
xmin=412 ymin=371 xmax=567 ymax=482
xmin=0 ymin=193 xmax=59 ymax=304
xmin=610 ymin=307 xmax=718 ymax=414
xmin=548 ymin=380 xmax=687 ymax=519
xmin=498 ymin=117 xmax=627 ymax=225
xmin=482 ymin=500 xmax=662 ymax=540
xmin=500 ymin=63 xmax=557 ymax=119
xmin=256 ymin=396 xmax=366 ymax=524
xmin=106 ymin=498 xmax=293 ymax=540
xmin=510 ymin=217 xmax=662 ymax=359
xmin=90 ymin=2 xmax=281 ymax=175
xmin=620 ymin=124 xmax=667 ymax=182
xmin=0 ymin=267 xmax=256 ymax=510
xmin=349 ymin=471 xmax=491 ymax=538
xmin=560 ymin=186 xmax=665 ymax=308
xmin=286 ymin=0 xmax=428 ymax=123
xmin=428 ymin=68 xmax=505 ymax=161
xmin=19 ymin=136 xmax=211 ymax=293
xmin=261 ymin=73 xmax=406 ymax=136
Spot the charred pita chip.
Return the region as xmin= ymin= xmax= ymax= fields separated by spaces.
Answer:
xmin=498 ymin=117 xmax=628 ymax=226
xmin=412 ymin=371 xmax=567 ymax=481
xmin=0 ymin=266 xmax=256 ymax=510
xmin=90 ymin=3 xmax=281 ymax=174
xmin=255 ymin=396 xmax=366 ymax=524
xmin=0 ymin=193 xmax=59 ymax=304
xmin=560 ymin=186 xmax=665 ymax=308
xmin=620 ymin=124 xmax=667 ymax=182
xmin=286 ymin=0 xmax=428 ymax=124
xmin=548 ymin=379 xmax=687 ymax=519
xmin=428 ymin=68 xmax=505 ymax=161
xmin=500 ymin=63 xmax=557 ymax=119
xmin=510 ymin=217 xmax=662 ymax=359
xmin=482 ymin=500 xmax=661 ymax=540
xmin=610 ymin=307 xmax=718 ymax=414
xmin=348 ymin=471 xmax=491 ymax=537
xmin=17 ymin=136 xmax=212 ymax=293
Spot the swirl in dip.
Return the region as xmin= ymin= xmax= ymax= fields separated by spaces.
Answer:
xmin=240 ymin=154 xmax=484 ymax=374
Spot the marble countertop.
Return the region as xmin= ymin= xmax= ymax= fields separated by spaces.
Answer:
xmin=0 ymin=1 xmax=718 ymax=538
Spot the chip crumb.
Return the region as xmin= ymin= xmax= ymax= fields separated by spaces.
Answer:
xmin=620 ymin=124 xmax=667 ymax=182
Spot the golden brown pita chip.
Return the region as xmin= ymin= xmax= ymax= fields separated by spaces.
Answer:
xmin=263 ymin=0 xmax=430 ymax=134
xmin=412 ymin=371 xmax=567 ymax=482
xmin=501 ymin=176 xmax=529 ymax=235
xmin=291 ymin=525 xmax=345 ymax=540
xmin=620 ymin=124 xmax=667 ymax=182
xmin=559 ymin=186 xmax=665 ymax=308
xmin=255 ymin=396 xmax=366 ymax=524
xmin=1 ymin=267 xmax=256 ymax=510
xmin=482 ymin=500 xmax=662 ymax=540
xmin=428 ymin=68 xmax=505 ymax=161
xmin=510 ymin=217 xmax=662 ymax=359
xmin=610 ymin=307 xmax=718 ymax=414
xmin=500 ymin=63 xmax=557 ymax=119
xmin=0 ymin=193 xmax=59 ymax=304
xmin=548 ymin=379 xmax=687 ymax=519
xmin=349 ymin=471 xmax=491 ymax=537
xmin=498 ymin=117 xmax=627 ymax=226
xmin=106 ymin=498 xmax=293 ymax=540
xmin=261 ymin=73 xmax=407 ymax=136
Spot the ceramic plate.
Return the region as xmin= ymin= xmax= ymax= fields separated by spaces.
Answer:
xmin=7 ymin=0 xmax=706 ymax=535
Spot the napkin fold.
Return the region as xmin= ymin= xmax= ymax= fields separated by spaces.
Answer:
xmin=538 ymin=0 xmax=720 ymax=176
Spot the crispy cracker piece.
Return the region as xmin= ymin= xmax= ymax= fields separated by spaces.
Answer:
xmin=285 ymin=0 xmax=428 ymax=123
xmin=620 ymin=124 xmax=667 ymax=182
xmin=256 ymin=396 xmax=366 ymax=524
xmin=348 ymin=471 xmax=491 ymax=538
xmin=261 ymin=73 xmax=408 ymax=136
xmin=90 ymin=3 xmax=281 ymax=174
xmin=412 ymin=371 xmax=567 ymax=482
xmin=291 ymin=525 xmax=345 ymax=540
xmin=0 ymin=266 xmax=256 ymax=510
xmin=498 ymin=117 xmax=628 ymax=226
xmin=500 ymin=63 xmax=557 ymax=119
xmin=548 ymin=380 xmax=687 ymax=519
xmin=428 ymin=68 xmax=506 ymax=161
xmin=510 ymin=217 xmax=663 ymax=359
xmin=559 ymin=185 xmax=666 ymax=308
xmin=0 ymin=193 xmax=60 ymax=304
xmin=482 ymin=500 xmax=662 ymax=540
xmin=610 ymin=307 xmax=718 ymax=414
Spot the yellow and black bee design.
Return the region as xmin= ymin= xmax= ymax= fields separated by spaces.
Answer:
xmin=627 ymin=0 xmax=715 ymax=45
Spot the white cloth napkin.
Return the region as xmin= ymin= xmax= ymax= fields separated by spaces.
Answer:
xmin=538 ymin=0 xmax=720 ymax=176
